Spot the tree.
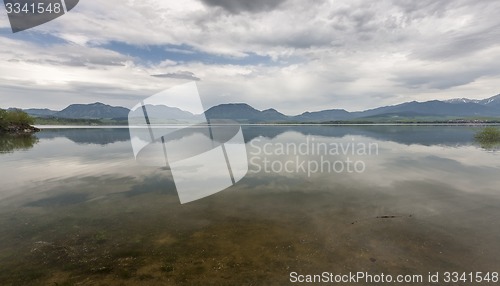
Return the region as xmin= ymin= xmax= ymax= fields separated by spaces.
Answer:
xmin=6 ymin=109 xmax=35 ymax=125
xmin=0 ymin=109 xmax=8 ymax=129
xmin=0 ymin=109 xmax=35 ymax=131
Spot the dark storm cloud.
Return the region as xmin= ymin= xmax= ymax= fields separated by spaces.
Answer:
xmin=2 ymin=0 xmax=500 ymax=112
xmin=152 ymin=71 xmax=201 ymax=81
xmin=389 ymin=0 xmax=500 ymax=60
xmin=329 ymin=7 xmax=378 ymax=33
xmin=391 ymin=0 xmax=454 ymax=17
xmin=200 ymin=0 xmax=287 ymax=13
xmin=24 ymin=56 xmax=126 ymax=67
xmin=393 ymin=68 xmax=492 ymax=90
xmin=412 ymin=23 xmax=500 ymax=60
xmin=256 ymin=30 xmax=333 ymax=49
xmin=397 ymin=75 xmax=475 ymax=90
xmin=251 ymin=6 xmax=380 ymax=49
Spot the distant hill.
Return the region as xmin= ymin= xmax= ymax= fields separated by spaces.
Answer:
xmin=22 ymin=108 xmax=58 ymax=117
xmin=354 ymin=100 xmax=500 ymax=118
xmin=205 ymin=103 xmax=289 ymax=122
xmin=205 ymin=94 xmax=500 ymax=122
xmin=13 ymin=93 xmax=500 ymax=123
xmin=140 ymin=105 xmax=194 ymax=120
xmin=54 ymin=102 xmax=130 ymax=119
xmin=261 ymin=108 xmax=289 ymax=121
xmin=294 ymin=109 xmax=354 ymax=121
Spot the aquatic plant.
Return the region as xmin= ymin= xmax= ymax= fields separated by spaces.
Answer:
xmin=475 ymin=126 xmax=500 ymax=149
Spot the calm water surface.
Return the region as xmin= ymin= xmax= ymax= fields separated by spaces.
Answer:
xmin=0 ymin=125 xmax=499 ymax=285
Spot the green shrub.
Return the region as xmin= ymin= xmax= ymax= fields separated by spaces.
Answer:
xmin=0 ymin=109 xmax=35 ymax=129
xmin=0 ymin=109 xmax=6 ymax=129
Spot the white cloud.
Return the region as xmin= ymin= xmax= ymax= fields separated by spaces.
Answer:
xmin=0 ymin=0 xmax=500 ymax=113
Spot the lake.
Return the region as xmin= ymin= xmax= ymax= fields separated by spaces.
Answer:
xmin=0 ymin=125 xmax=499 ymax=285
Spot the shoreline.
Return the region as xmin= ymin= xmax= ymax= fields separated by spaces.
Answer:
xmin=32 ymin=122 xmax=500 ymax=129
xmin=0 ymin=124 xmax=40 ymax=135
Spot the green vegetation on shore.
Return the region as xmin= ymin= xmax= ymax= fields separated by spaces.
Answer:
xmin=34 ymin=117 xmax=128 ymax=126
xmin=278 ymin=118 xmax=500 ymax=125
xmin=319 ymin=115 xmax=500 ymax=125
xmin=0 ymin=109 xmax=37 ymax=133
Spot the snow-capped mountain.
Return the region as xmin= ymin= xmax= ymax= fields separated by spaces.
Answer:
xmin=444 ymin=98 xmax=480 ymax=104
xmin=446 ymin=94 xmax=500 ymax=106
xmin=479 ymin=94 xmax=500 ymax=106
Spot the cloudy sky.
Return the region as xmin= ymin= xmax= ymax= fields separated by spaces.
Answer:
xmin=1 ymin=0 xmax=500 ymax=114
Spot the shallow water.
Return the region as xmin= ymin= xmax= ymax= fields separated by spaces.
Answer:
xmin=0 ymin=126 xmax=499 ymax=285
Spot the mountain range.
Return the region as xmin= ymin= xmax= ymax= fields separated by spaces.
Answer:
xmin=17 ymin=102 xmax=129 ymax=119
xmin=12 ymin=93 xmax=500 ymax=123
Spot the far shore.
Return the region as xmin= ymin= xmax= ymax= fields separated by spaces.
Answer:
xmin=0 ymin=124 xmax=40 ymax=135
xmin=32 ymin=122 xmax=500 ymax=129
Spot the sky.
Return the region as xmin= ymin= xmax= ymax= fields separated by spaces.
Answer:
xmin=1 ymin=0 xmax=500 ymax=114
